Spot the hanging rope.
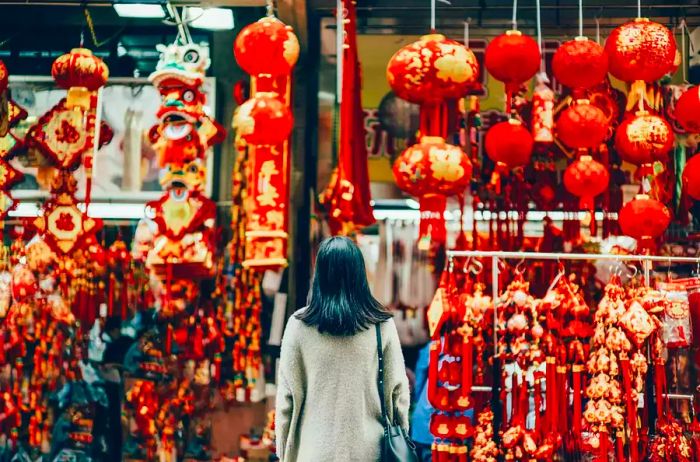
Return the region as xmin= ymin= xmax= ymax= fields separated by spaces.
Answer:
xmin=431 ymin=0 xmax=436 ymax=31
xmin=637 ymin=0 xmax=642 ymax=19
xmin=535 ymin=0 xmax=543 ymax=71
xmin=266 ymin=0 xmax=274 ymax=17
xmin=464 ymin=19 xmax=470 ymax=47
xmin=595 ymin=16 xmax=601 ymax=44
xmin=84 ymin=7 xmax=122 ymax=48
xmin=578 ymin=0 xmax=584 ymax=38
xmin=512 ymin=0 xmax=518 ymax=30
xmin=680 ymin=19 xmax=690 ymax=83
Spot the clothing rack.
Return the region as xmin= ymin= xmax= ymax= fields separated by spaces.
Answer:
xmin=445 ymin=250 xmax=700 ymax=348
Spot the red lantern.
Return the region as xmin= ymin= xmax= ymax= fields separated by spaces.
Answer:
xmin=387 ymin=34 xmax=479 ymax=105
xmin=234 ymin=16 xmax=300 ymax=77
xmin=563 ymin=155 xmax=610 ymax=210
xmin=51 ymin=48 xmax=109 ymax=91
xmin=682 ymin=154 xmax=700 ymax=200
xmin=614 ymin=112 xmax=674 ymax=165
xmin=485 ymin=120 xmax=534 ymax=168
xmin=485 ymin=30 xmax=541 ymax=91
xmin=618 ymin=194 xmax=671 ymax=243
xmin=605 ymin=18 xmax=676 ymax=83
xmin=552 ymin=37 xmax=608 ymax=91
xmin=557 ymin=100 xmax=609 ymax=149
xmin=675 ymin=86 xmax=700 ymax=133
xmin=234 ymin=93 xmax=293 ymax=146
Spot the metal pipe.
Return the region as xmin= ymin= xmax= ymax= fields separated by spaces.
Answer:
xmin=317 ymin=4 xmax=698 ymax=11
xmin=491 ymin=255 xmax=499 ymax=355
xmin=472 ymin=385 xmax=694 ymax=401
xmin=446 ymin=250 xmax=700 ymax=264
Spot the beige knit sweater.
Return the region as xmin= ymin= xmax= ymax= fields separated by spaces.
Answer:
xmin=275 ymin=311 xmax=410 ymax=462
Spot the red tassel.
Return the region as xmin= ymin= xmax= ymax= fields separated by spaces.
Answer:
xmin=165 ymin=324 xmax=173 ymax=355
xmin=546 ymin=357 xmax=556 ymax=434
xmin=462 ymin=338 xmax=472 ymax=396
xmin=572 ymin=365 xmax=583 ymax=441
xmin=598 ymin=430 xmax=609 ymax=462
xmin=616 ymin=433 xmax=625 ymax=462
xmin=655 ymin=361 xmax=666 ymax=423
xmin=193 ymin=324 xmax=204 ymax=359
xmin=621 ymin=358 xmax=639 ymax=462
xmin=557 ymin=366 xmax=568 ymax=434
xmin=428 ymin=341 xmax=440 ymax=407
xmin=107 ymin=274 xmax=115 ymax=316
xmin=534 ymin=374 xmax=542 ymax=437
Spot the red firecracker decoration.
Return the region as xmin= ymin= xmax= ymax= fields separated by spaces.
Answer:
xmin=235 ymin=92 xmax=293 ymax=146
xmin=485 ymin=119 xmax=534 ymax=168
xmin=619 ymin=194 xmax=671 ymax=245
xmin=563 ymin=155 xmax=609 ymax=210
xmin=485 ymin=30 xmax=541 ymax=93
xmin=557 ymin=100 xmax=609 ymax=149
xmin=605 ymin=18 xmax=676 ymax=83
xmin=614 ymin=112 xmax=674 ymax=165
xmin=387 ymin=34 xmax=479 ymax=104
xmin=233 ymin=16 xmax=300 ymax=77
xmin=675 ymin=86 xmax=700 ymax=133
xmin=552 ymin=37 xmax=608 ymax=91
xmin=682 ymin=154 xmax=700 ymax=200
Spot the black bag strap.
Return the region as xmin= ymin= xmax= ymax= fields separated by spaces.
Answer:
xmin=376 ymin=323 xmax=389 ymax=427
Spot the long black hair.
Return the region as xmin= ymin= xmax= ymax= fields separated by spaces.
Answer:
xmin=296 ymin=236 xmax=391 ymax=335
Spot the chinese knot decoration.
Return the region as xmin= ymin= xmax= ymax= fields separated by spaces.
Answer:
xmin=140 ymin=42 xmax=222 ymax=283
xmin=0 ymin=60 xmax=25 ymax=220
xmin=233 ymin=13 xmax=299 ymax=270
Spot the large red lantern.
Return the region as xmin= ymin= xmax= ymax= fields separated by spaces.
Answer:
xmin=234 ymin=92 xmax=293 ymax=146
xmin=51 ymin=48 xmax=109 ymax=91
xmin=614 ymin=112 xmax=674 ymax=165
xmin=682 ymin=154 xmax=700 ymax=200
xmin=618 ymin=194 xmax=671 ymax=244
xmin=563 ymin=155 xmax=609 ymax=210
xmin=485 ymin=30 xmax=540 ymax=92
xmin=557 ymin=100 xmax=609 ymax=149
xmin=234 ymin=16 xmax=300 ymax=77
xmin=675 ymin=86 xmax=700 ymax=133
xmin=605 ymin=18 xmax=676 ymax=83
xmin=485 ymin=120 xmax=534 ymax=168
xmin=552 ymin=37 xmax=608 ymax=91
xmin=386 ymin=34 xmax=479 ymax=105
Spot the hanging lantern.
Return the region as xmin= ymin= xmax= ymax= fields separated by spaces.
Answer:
xmin=563 ymin=155 xmax=610 ymax=210
xmin=386 ymin=34 xmax=479 ymax=104
xmin=682 ymin=154 xmax=700 ymax=200
xmin=485 ymin=119 xmax=534 ymax=168
xmin=605 ymin=18 xmax=676 ymax=83
xmin=675 ymin=86 xmax=700 ymax=133
xmin=618 ymin=194 xmax=671 ymax=245
xmin=234 ymin=16 xmax=300 ymax=77
xmin=234 ymin=92 xmax=293 ymax=145
xmin=552 ymin=37 xmax=608 ymax=91
xmin=614 ymin=112 xmax=674 ymax=165
xmin=556 ymin=100 xmax=609 ymax=149
xmin=51 ymin=48 xmax=109 ymax=109
xmin=484 ymin=30 xmax=540 ymax=92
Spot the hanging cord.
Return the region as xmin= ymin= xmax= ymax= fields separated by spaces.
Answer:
xmin=266 ymin=0 xmax=274 ymax=17
xmin=595 ymin=16 xmax=601 ymax=44
xmin=464 ymin=19 xmax=470 ymax=46
xmin=165 ymin=3 xmax=192 ymax=45
xmin=430 ymin=0 xmax=436 ymax=31
xmin=680 ymin=19 xmax=690 ymax=83
xmin=578 ymin=0 xmax=584 ymax=38
xmin=637 ymin=0 xmax=642 ymax=19
xmin=511 ymin=0 xmax=518 ymax=30
xmin=83 ymin=7 xmax=122 ymax=48
xmin=535 ymin=0 xmax=543 ymax=72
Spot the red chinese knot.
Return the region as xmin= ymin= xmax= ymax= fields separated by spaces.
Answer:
xmin=552 ymin=37 xmax=608 ymax=90
xmin=605 ymin=18 xmax=676 ymax=83
xmin=386 ymin=34 xmax=479 ymax=105
xmin=675 ymin=86 xmax=700 ymax=133
xmin=485 ymin=30 xmax=540 ymax=91
xmin=51 ymin=48 xmax=109 ymax=91
xmin=485 ymin=120 xmax=534 ymax=168
xmin=234 ymin=16 xmax=300 ymax=77
xmin=557 ymin=100 xmax=609 ymax=149
xmin=563 ymin=155 xmax=609 ymax=209
xmin=235 ymin=92 xmax=293 ymax=146
xmin=618 ymin=194 xmax=671 ymax=240
xmin=614 ymin=112 xmax=674 ymax=165
xmin=682 ymin=154 xmax=700 ymax=200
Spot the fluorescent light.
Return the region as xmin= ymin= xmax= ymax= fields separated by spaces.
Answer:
xmin=405 ymin=198 xmax=420 ymax=209
xmin=10 ymin=202 xmax=146 ymax=220
xmin=186 ymin=7 xmax=234 ymax=30
xmin=113 ymin=3 xmax=166 ymax=18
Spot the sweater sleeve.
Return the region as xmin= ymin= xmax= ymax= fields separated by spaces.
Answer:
xmin=275 ymin=318 xmax=301 ymax=462
xmin=384 ymin=319 xmax=410 ymax=431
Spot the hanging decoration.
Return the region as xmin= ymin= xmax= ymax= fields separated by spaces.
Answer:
xmin=0 ymin=60 xmax=24 ymax=220
xmin=614 ymin=112 xmax=674 ymax=165
xmin=484 ymin=30 xmax=540 ymax=108
xmin=484 ymin=119 xmax=534 ymax=168
xmin=682 ymin=154 xmax=700 ymax=200
xmin=233 ymin=10 xmax=298 ymax=270
xmin=674 ymin=86 xmax=700 ymax=133
xmin=564 ymin=154 xmax=610 ymax=212
xmin=618 ymin=194 xmax=672 ymax=250
xmin=552 ymin=37 xmax=609 ymax=94
xmin=557 ymin=100 xmax=609 ymax=150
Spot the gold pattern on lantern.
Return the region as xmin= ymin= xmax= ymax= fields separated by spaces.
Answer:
xmin=624 ymin=114 xmax=671 ymax=149
xmin=256 ymin=160 xmax=280 ymax=206
xmin=429 ymin=146 xmax=466 ymax=182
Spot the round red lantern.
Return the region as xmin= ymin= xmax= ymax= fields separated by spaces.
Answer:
xmin=51 ymin=48 xmax=109 ymax=91
xmin=563 ymin=155 xmax=609 ymax=209
xmin=682 ymin=154 xmax=700 ymax=200
xmin=485 ymin=120 xmax=534 ymax=168
xmin=618 ymin=194 xmax=671 ymax=242
xmin=485 ymin=30 xmax=541 ymax=91
xmin=234 ymin=16 xmax=300 ymax=77
xmin=552 ymin=37 xmax=608 ymax=91
xmin=393 ymin=136 xmax=472 ymax=196
xmin=234 ymin=92 xmax=293 ymax=145
xmin=557 ymin=100 xmax=609 ymax=149
xmin=614 ymin=112 xmax=674 ymax=165
xmin=675 ymin=86 xmax=700 ymax=133
xmin=605 ymin=18 xmax=676 ymax=83
xmin=386 ymin=34 xmax=479 ymax=105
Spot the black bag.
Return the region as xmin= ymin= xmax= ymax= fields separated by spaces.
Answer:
xmin=375 ymin=323 xmax=418 ymax=462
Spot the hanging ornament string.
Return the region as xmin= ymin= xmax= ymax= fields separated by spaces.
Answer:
xmin=431 ymin=0 xmax=436 ymax=31
xmin=680 ymin=19 xmax=689 ymax=83
xmin=578 ymin=0 xmax=584 ymax=38
xmin=512 ymin=0 xmax=518 ymax=30
xmin=464 ymin=19 xmax=470 ymax=47
xmin=266 ymin=0 xmax=274 ymax=17
xmin=637 ymin=0 xmax=642 ymax=19
xmin=535 ymin=0 xmax=543 ymax=71
xmin=595 ymin=16 xmax=601 ymax=44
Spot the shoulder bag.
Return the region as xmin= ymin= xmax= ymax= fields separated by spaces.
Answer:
xmin=375 ymin=323 xmax=418 ymax=462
